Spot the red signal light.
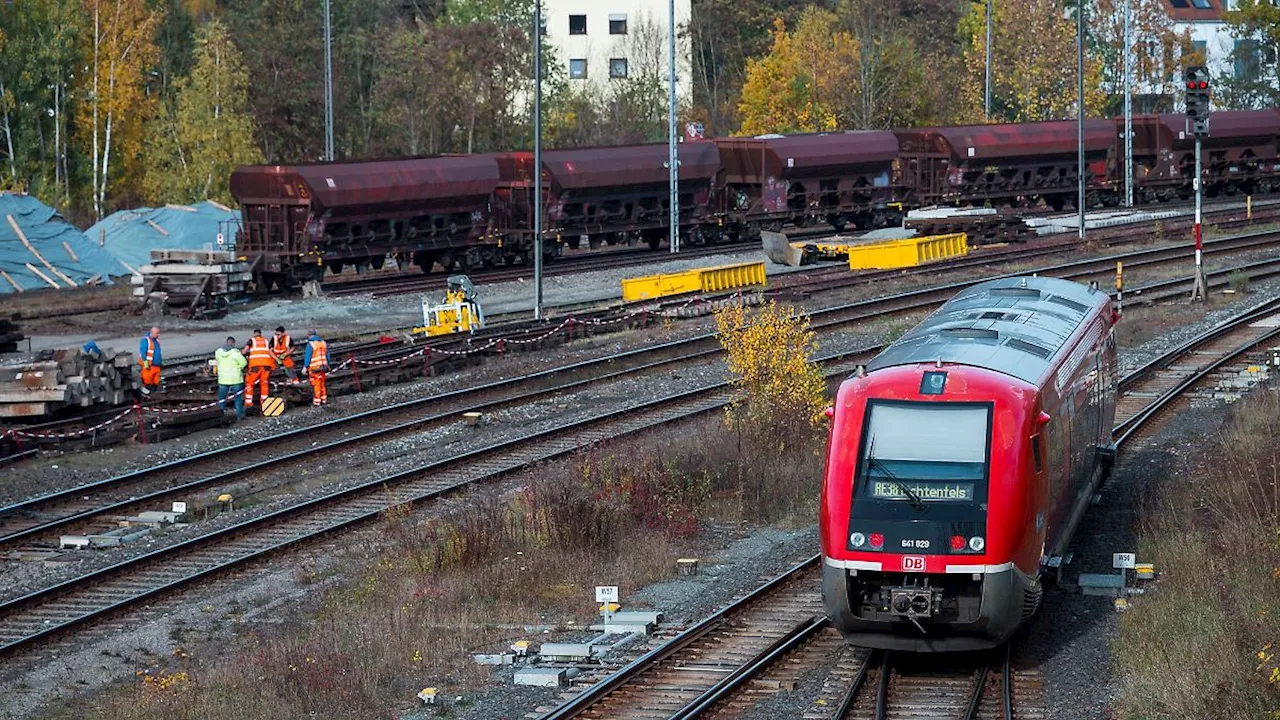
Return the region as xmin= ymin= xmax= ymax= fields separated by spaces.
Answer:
xmin=950 ymin=535 xmax=966 ymax=551
xmin=1198 ymin=81 xmax=1208 ymax=89
xmin=1187 ymin=81 xmax=1196 ymax=89
xmin=869 ymin=533 xmax=885 ymax=549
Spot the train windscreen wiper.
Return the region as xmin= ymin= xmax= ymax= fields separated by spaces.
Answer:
xmin=865 ymin=439 xmax=926 ymax=511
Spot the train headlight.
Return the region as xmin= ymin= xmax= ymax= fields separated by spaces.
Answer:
xmin=869 ymin=532 xmax=885 ymax=550
xmin=949 ymin=535 xmax=966 ymax=551
xmin=969 ymin=536 xmax=985 ymax=552
xmin=849 ymin=532 xmax=866 ymax=548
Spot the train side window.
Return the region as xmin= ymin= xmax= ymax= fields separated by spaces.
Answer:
xmin=1031 ymin=434 xmax=1042 ymax=474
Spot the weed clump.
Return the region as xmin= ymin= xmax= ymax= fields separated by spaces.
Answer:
xmin=1114 ymin=389 xmax=1280 ymax=719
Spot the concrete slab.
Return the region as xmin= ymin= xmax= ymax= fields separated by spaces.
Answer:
xmin=515 ymin=668 xmax=566 ymax=688
xmin=1079 ymin=572 xmax=1126 ymax=597
xmin=590 ymin=623 xmax=652 ymax=635
xmin=538 ymin=643 xmax=593 ymax=661
xmin=610 ymin=610 xmax=663 ymax=625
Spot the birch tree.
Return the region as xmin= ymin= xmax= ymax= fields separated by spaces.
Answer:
xmin=143 ymin=18 xmax=263 ymax=204
xmin=78 ymin=0 xmax=162 ymax=218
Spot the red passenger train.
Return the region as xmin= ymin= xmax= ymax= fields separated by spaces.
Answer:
xmin=820 ymin=276 xmax=1118 ymax=652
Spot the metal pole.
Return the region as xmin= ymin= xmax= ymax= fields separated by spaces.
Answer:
xmin=1123 ymin=0 xmax=1133 ymax=207
xmin=1077 ymin=0 xmax=1085 ymax=239
xmin=323 ymin=0 xmax=334 ymax=162
xmin=533 ymin=0 xmax=544 ymax=319
xmin=668 ymin=0 xmax=679 ymax=253
xmin=985 ymin=0 xmax=993 ymax=120
xmin=1191 ymin=134 xmax=1207 ymax=301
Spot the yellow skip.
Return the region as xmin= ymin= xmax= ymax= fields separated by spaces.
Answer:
xmin=621 ymin=261 xmax=766 ymax=302
xmin=847 ymin=233 xmax=969 ymax=270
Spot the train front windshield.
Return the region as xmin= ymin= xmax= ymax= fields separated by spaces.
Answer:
xmin=854 ymin=401 xmax=992 ymax=507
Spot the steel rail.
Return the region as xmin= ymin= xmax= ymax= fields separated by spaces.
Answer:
xmin=668 ymin=615 xmax=830 ymax=720
xmin=1002 ymin=643 xmax=1014 ymax=720
xmin=536 ymin=555 xmax=823 ymax=720
xmin=962 ymin=662 xmax=991 ymax=720
xmin=1114 ymin=309 xmax=1280 ymax=448
xmin=834 ymin=649 xmax=878 ymax=719
xmin=8 ymin=232 xmax=1268 ymax=549
xmin=874 ymin=651 xmax=892 ymax=720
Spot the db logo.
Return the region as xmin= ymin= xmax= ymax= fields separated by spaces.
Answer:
xmin=902 ymin=556 xmax=927 ymax=572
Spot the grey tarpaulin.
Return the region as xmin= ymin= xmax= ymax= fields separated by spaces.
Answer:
xmin=0 ymin=193 xmax=128 ymax=293
xmin=87 ymin=200 xmax=239 ymax=274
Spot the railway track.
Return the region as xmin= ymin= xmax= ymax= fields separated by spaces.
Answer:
xmin=323 ymin=241 xmax=759 ymax=298
xmin=4 ymin=231 xmax=1275 ymax=554
xmin=2 ymin=232 xmax=1278 ymax=661
xmin=534 ymin=296 xmax=1280 ymax=720
xmin=318 ymin=198 xmax=1278 ymax=299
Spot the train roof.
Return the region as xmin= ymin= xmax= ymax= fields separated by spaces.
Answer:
xmin=865 ymin=276 xmax=1108 ymax=386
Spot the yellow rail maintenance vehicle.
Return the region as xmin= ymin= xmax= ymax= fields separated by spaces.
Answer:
xmin=414 ymin=275 xmax=486 ymax=336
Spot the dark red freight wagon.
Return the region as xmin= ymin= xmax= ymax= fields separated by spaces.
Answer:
xmin=1126 ymin=110 xmax=1280 ymax=202
xmin=713 ymin=131 xmax=900 ymax=234
xmin=895 ymin=120 xmax=1116 ymax=211
xmin=534 ymin=142 xmax=722 ymax=250
xmin=230 ymin=155 xmax=501 ymax=287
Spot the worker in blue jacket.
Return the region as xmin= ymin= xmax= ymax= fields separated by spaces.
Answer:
xmin=138 ymin=326 xmax=162 ymax=395
xmin=302 ymin=329 xmax=332 ymax=406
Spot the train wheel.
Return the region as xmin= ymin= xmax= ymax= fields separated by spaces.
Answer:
xmin=1048 ymin=195 xmax=1066 ymax=211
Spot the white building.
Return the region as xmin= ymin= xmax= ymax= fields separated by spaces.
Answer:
xmin=1161 ymin=0 xmax=1273 ymax=101
xmin=540 ymin=0 xmax=693 ymax=105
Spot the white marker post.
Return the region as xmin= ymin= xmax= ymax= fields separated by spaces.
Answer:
xmin=595 ymin=585 xmax=619 ymax=626
xmin=1113 ymin=551 xmax=1136 ymax=589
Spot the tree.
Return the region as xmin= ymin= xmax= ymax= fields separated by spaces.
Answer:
xmin=834 ymin=0 xmax=935 ymax=129
xmin=0 ymin=0 xmax=83 ymax=206
xmin=957 ymin=0 xmax=1107 ymax=123
xmin=143 ymin=18 xmax=263 ymax=204
xmin=603 ymin=14 xmax=669 ymax=144
xmin=225 ymin=0 xmax=324 ymax=162
xmin=1218 ymin=0 xmax=1280 ymax=109
xmin=78 ymin=0 xmax=164 ymax=219
xmin=737 ymin=10 xmax=858 ymax=135
xmin=688 ymin=0 xmax=812 ymax=136
xmin=370 ymin=27 xmax=442 ymax=155
xmin=1091 ymin=0 xmax=1195 ymax=114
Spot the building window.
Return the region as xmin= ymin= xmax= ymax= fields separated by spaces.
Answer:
xmin=1188 ymin=0 xmax=1211 ymax=8
xmin=609 ymin=58 xmax=628 ymax=79
xmin=609 ymin=13 xmax=627 ymax=34
xmin=1190 ymin=39 xmax=1207 ymax=63
xmin=569 ymin=14 xmax=586 ymax=35
xmin=569 ymin=58 xmax=587 ymax=79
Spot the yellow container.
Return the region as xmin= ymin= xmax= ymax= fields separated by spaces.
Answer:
xmin=621 ymin=261 xmax=766 ymax=301
xmin=846 ymin=233 xmax=969 ymax=270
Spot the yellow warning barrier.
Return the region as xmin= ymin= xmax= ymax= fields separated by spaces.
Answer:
xmin=621 ymin=261 xmax=766 ymax=302
xmin=846 ymin=233 xmax=969 ymax=271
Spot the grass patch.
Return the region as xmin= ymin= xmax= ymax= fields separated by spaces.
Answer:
xmin=1113 ymin=389 xmax=1280 ymax=719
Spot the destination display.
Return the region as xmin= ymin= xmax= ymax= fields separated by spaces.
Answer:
xmin=869 ymin=481 xmax=975 ymax=502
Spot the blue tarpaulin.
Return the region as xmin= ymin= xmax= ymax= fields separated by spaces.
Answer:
xmin=0 ymin=193 xmax=128 ymax=293
xmin=87 ymin=201 xmax=238 ymax=273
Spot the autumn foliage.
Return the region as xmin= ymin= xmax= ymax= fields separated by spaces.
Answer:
xmin=715 ymin=299 xmax=827 ymax=438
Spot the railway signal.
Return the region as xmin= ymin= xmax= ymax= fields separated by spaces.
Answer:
xmin=1184 ymin=66 xmax=1210 ymax=300
xmin=1184 ymin=66 xmax=1211 ymax=137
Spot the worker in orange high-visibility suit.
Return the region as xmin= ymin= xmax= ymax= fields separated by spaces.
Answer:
xmin=242 ymin=328 xmax=275 ymax=408
xmin=302 ymin=330 xmax=331 ymax=407
xmin=271 ymin=326 xmax=298 ymax=384
xmin=137 ymin=326 xmax=162 ymax=396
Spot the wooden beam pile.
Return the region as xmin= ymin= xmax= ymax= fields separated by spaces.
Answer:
xmin=131 ymin=249 xmax=250 ymax=312
xmin=0 ymin=317 xmax=22 ymax=353
xmin=0 ymin=348 xmax=135 ymax=419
